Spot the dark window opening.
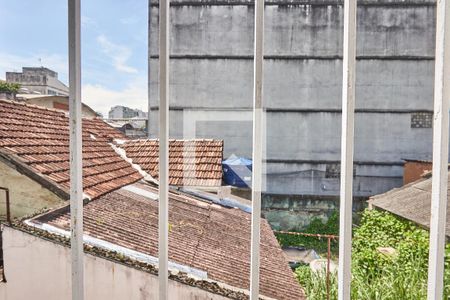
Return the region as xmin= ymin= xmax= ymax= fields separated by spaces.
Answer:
xmin=325 ymin=163 xmax=357 ymax=179
xmin=411 ymin=112 xmax=433 ymax=128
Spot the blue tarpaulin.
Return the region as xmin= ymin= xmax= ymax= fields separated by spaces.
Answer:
xmin=222 ymin=155 xmax=252 ymax=188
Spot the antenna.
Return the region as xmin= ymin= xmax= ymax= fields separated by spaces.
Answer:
xmin=38 ymin=57 xmax=42 ymax=67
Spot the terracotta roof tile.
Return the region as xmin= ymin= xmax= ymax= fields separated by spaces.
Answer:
xmin=121 ymin=139 xmax=223 ymax=187
xmin=0 ymin=100 xmax=142 ymax=199
xmin=37 ymin=182 xmax=304 ymax=300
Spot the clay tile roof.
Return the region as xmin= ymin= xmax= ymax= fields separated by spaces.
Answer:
xmin=35 ymin=182 xmax=304 ymax=300
xmin=368 ymin=172 xmax=450 ymax=237
xmin=121 ymin=139 xmax=223 ymax=187
xmin=0 ymin=99 xmax=142 ymax=199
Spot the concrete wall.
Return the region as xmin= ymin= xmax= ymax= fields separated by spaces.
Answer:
xmin=6 ymin=68 xmax=68 ymax=96
xmin=0 ymin=227 xmax=232 ymax=300
xmin=0 ymin=161 xmax=64 ymax=219
xmin=147 ymin=0 xmax=436 ymax=226
xmin=262 ymin=194 xmax=367 ymax=231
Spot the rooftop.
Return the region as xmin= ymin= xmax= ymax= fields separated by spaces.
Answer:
xmin=0 ymin=99 xmax=142 ymax=199
xmin=121 ymin=139 xmax=223 ymax=187
xmin=368 ymin=172 xmax=450 ymax=237
xmin=28 ymin=181 xmax=304 ymax=300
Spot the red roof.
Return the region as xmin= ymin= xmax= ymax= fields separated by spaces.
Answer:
xmin=121 ymin=139 xmax=223 ymax=187
xmin=0 ymin=100 xmax=142 ymax=199
xmin=35 ymin=182 xmax=305 ymax=300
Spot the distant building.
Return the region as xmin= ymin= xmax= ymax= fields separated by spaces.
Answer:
xmin=6 ymin=67 xmax=68 ymax=96
xmin=0 ymin=100 xmax=302 ymax=300
xmin=0 ymin=99 xmax=226 ymax=219
xmin=1 ymin=182 xmax=302 ymax=300
xmin=108 ymin=105 xmax=147 ymax=119
xmin=16 ymin=94 xmax=98 ymax=118
xmin=106 ymin=119 xmax=147 ymax=138
xmin=148 ymin=0 xmax=436 ymax=200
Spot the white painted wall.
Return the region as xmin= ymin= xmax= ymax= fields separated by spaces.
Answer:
xmin=0 ymin=227 xmax=231 ymax=300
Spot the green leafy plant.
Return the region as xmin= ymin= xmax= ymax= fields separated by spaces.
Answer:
xmin=294 ymin=209 xmax=450 ymax=300
xmin=275 ymin=211 xmax=339 ymax=255
xmin=0 ymin=81 xmax=21 ymax=94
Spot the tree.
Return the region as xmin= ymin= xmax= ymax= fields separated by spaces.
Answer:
xmin=0 ymin=81 xmax=21 ymax=94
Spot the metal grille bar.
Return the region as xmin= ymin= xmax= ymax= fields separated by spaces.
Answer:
xmin=68 ymin=0 xmax=84 ymax=299
xmin=337 ymin=0 xmax=357 ymax=299
xmin=159 ymin=0 xmax=170 ymax=297
xmin=427 ymin=0 xmax=450 ymax=298
xmin=249 ymin=0 xmax=265 ymax=298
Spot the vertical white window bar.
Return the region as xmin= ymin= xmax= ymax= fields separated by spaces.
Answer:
xmin=147 ymin=0 xmax=152 ymax=139
xmin=338 ymin=0 xmax=357 ymax=299
xmin=249 ymin=0 xmax=264 ymax=297
xmin=427 ymin=0 xmax=450 ymax=298
xmin=159 ymin=0 xmax=170 ymax=296
xmin=68 ymin=0 xmax=84 ymax=299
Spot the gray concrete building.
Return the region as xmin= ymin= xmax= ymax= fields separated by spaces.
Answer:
xmin=147 ymin=0 xmax=437 ymax=228
xmin=108 ymin=105 xmax=147 ymax=119
xmin=6 ymin=67 xmax=68 ymax=96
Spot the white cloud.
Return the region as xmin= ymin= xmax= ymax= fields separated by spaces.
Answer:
xmin=82 ymin=77 xmax=147 ymax=117
xmin=120 ymin=16 xmax=139 ymax=25
xmin=81 ymin=15 xmax=97 ymax=29
xmin=97 ymin=35 xmax=137 ymax=74
xmin=0 ymin=52 xmax=67 ymax=82
xmin=0 ymin=51 xmax=147 ymax=118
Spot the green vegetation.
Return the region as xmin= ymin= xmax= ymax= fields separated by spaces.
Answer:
xmin=0 ymin=81 xmax=21 ymax=94
xmin=275 ymin=211 xmax=339 ymax=255
xmin=295 ymin=209 xmax=450 ymax=300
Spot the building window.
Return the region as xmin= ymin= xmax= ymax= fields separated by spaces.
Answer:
xmin=325 ymin=163 xmax=356 ymax=178
xmin=411 ymin=112 xmax=433 ymax=128
xmin=325 ymin=163 xmax=341 ymax=178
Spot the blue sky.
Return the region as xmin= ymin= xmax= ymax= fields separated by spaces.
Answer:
xmin=0 ymin=0 xmax=148 ymax=116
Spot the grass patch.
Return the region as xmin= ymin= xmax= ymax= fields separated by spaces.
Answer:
xmin=275 ymin=211 xmax=339 ymax=256
xmin=295 ymin=209 xmax=450 ymax=300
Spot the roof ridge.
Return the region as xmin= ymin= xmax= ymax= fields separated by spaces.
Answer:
xmin=0 ymin=99 xmax=106 ymax=122
xmin=0 ymin=99 xmax=69 ymax=116
xmin=0 ymin=100 xmax=139 ymax=199
xmin=124 ymin=138 xmax=223 ymax=143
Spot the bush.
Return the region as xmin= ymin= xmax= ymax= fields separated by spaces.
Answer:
xmin=0 ymin=81 xmax=21 ymax=94
xmin=295 ymin=209 xmax=450 ymax=300
xmin=275 ymin=211 xmax=339 ymax=255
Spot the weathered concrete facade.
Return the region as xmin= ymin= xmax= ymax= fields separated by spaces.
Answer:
xmin=147 ymin=0 xmax=436 ymax=227
xmin=0 ymin=161 xmax=63 ymax=219
xmin=6 ymin=67 xmax=69 ymax=96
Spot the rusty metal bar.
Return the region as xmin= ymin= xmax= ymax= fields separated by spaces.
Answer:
xmin=327 ymin=237 xmax=331 ymax=300
xmin=0 ymin=188 xmax=10 ymax=224
xmin=274 ymin=230 xmax=337 ymax=300
xmin=274 ymin=231 xmax=339 ymax=240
